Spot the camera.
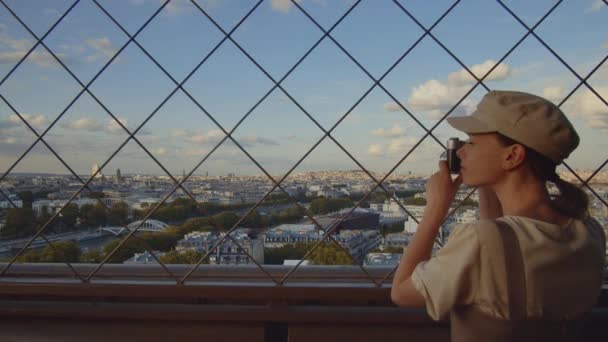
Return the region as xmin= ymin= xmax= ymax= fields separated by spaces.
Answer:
xmin=442 ymin=137 xmax=464 ymax=174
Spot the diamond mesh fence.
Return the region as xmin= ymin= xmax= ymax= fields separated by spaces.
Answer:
xmin=0 ymin=0 xmax=606 ymax=288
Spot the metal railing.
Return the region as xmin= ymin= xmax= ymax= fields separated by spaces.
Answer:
xmin=0 ymin=0 xmax=606 ymax=291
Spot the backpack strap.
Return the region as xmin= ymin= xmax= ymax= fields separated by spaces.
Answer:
xmin=495 ymin=219 xmax=527 ymax=321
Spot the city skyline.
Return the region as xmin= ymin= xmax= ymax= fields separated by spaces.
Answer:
xmin=0 ymin=0 xmax=607 ymax=178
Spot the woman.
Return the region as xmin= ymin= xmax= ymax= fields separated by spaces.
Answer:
xmin=390 ymin=90 xmax=606 ymax=341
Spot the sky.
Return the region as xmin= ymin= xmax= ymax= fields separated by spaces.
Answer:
xmin=0 ymin=0 xmax=607 ymax=180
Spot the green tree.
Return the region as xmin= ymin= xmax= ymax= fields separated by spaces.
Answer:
xmin=60 ymin=203 xmax=79 ymax=228
xmin=87 ymin=203 xmax=107 ymax=226
xmin=241 ymin=210 xmax=266 ymax=228
xmin=80 ymin=249 xmax=103 ymax=263
xmin=382 ymin=222 xmax=405 ymax=236
xmin=102 ymin=238 xmax=147 ymax=263
xmin=402 ymin=197 xmax=426 ymax=206
xmin=15 ymin=249 xmax=41 ymax=263
xmin=460 ymin=198 xmax=478 ymax=207
xmin=39 ymin=240 xmax=81 ymax=263
xmin=159 ymin=249 xmax=205 ymax=264
xmin=308 ymin=243 xmax=353 ymax=265
xmin=370 ymin=192 xmax=389 ymax=203
xmin=17 ymin=191 xmax=33 ymax=208
xmin=211 ymin=212 xmax=239 ymax=231
xmin=140 ymin=232 xmax=180 ymax=252
xmin=309 ymin=198 xmax=354 ymax=215
xmin=1 ymin=208 xmax=36 ymax=239
xmin=264 ymin=243 xmax=309 ymax=265
xmin=109 ymin=202 xmax=129 ymax=225
xmin=376 ymin=246 xmax=403 ymax=254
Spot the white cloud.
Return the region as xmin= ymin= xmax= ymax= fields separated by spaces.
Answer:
xmin=387 ymin=137 xmax=417 ymax=154
xmin=5 ymin=114 xmax=49 ymax=130
xmin=405 ymin=79 xmax=473 ymax=119
xmin=174 ymin=129 xmax=225 ymax=144
xmin=107 ymin=118 xmax=128 ymax=133
xmin=383 ymin=61 xmax=511 ymax=120
xmin=0 ymin=32 xmax=70 ymax=67
xmin=367 ymin=137 xmax=417 ymax=157
xmin=586 ymin=0 xmax=605 ymax=13
xmin=563 ymin=86 xmax=608 ymax=130
xmin=542 ymin=86 xmax=564 ymax=102
xmin=587 ymin=116 xmax=608 ymax=130
xmin=239 ymin=135 xmax=279 ymax=146
xmin=383 ymin=102 xmax=401 ymax=112
xmin=367 ymin=144 xmax=384 ymax=156
xmin=154 ymin=147 xmax=168 ymax=156
xmin=0 ymin=32 xmax=31 ymax=51
xmin=371 ymin=124 xmax=405 ymax=138
xmin=85 ymin=38 xmax=118 ymax=63
xmin=271 ymin=0 xmax=303 ymax=13
xmin=447 ymin=60 xmax=512 ymax=86
xmin=63 ymin=118 xmax=103 ymax=131
xmin=0 ymin=50 xmax=66 ymax=67
xmin=0 ymin=137 xmax=17 ymax=144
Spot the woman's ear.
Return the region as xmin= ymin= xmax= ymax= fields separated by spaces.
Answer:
xmin=502 ymin=144 xmax=526 ymax=170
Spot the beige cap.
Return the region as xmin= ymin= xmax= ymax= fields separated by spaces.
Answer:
xmin=446 ymin=90 xmax=579 ymax=164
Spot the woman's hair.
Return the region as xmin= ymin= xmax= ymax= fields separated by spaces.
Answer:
xmin=495 ymin=133 xmax=589 ymax=219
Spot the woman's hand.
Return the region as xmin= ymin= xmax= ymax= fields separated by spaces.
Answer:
xmin=423 ymin=161 xmax=463 ymax=222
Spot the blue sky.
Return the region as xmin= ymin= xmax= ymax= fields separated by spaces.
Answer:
xmin=0 ymin=0 xmax=607 ymax=179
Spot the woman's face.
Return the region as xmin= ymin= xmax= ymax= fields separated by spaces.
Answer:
xmin=456 ymin=133 xmax=508 ymax=187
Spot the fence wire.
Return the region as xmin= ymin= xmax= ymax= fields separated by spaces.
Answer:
xmin=0 ymin=0 xmax=606 ymax=289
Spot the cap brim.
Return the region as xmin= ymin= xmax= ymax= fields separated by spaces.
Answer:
xmin=446 ymin=115 xmax=494 ymax=134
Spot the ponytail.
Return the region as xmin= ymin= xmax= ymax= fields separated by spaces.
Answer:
xmin=547 ymin=173 xmax=589 ymax=219
xmin=496 ymin=133 xmax=589 ymax=219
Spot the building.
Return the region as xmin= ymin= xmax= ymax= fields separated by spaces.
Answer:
xmin=32 ymin=198 xmax=98 ymax=217
xmin=311 ymin=208 xmax=380 ymax=232
xmin=383 ymin=232 xmax=412 ymax=249
xmin=0 ymin=199 xmax=23 ymax=209
xmin=176 ymin=229 xmax=264 ymax=265
xmin=333 ymin=229 xmax=381 ymax=263
xmin=263 ymin=224 xmax=321 ymax=248
xmin=124 ymin=250 xmax=165 ymax=264
xmin=364 ymin=253 xmax=402 ymax=266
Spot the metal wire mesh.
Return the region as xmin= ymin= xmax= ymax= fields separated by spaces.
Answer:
xmin=0 ymin=0 xmax=606 ymax=289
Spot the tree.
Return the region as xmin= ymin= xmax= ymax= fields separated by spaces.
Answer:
xmin=264 ymin=243 xmax=309 ymax=265
xmin=159 ymin=249 xmax=205 ymax=264
xmin=382 ymin=222 xmax=405 ymax=236
xmin=60 ymin=203 xmax=79 ymax=228
xmin=308 ymin=243 xmax=353 ymax=265
xmin=80 ymin=249 xmax=103 ymax=263
xmin=15 ymin=249 xmax=41 ymax=263
xmin=375 ymin=246 xmax=403 ymax=254
xmin=402 ymin=197 xmax=426 ymax=206
xmin=211 ymin=212 xmax=239 ymax=231
xmin=140 ymin=232 xmax=180 ymax=252
xmin=460 ymin=198 xmax=478 ymax=207
xmin=241 ymin=210 xmax=266 ymax=228
xmin=1 ymin=208 xmax=36 ymax=239
xmin=102 ymin=238 xmax=147 ymax=263
xmin=39 ymin=240 xmax=81 ymax=263
xmin=87 ymin=203 xmax=107 ymax=226
xmin=17 ymin=191 xmax=33 ymax=208
xmin=109 ymin=202 xmax=129 ymax=225
xmin=309 ymin=198 xmax=354 ymax=215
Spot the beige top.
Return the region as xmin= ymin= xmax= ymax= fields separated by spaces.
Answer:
xmin=411 ymin=216 xmax=606 ymax=321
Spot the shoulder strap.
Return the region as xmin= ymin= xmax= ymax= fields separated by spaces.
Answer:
xmin=495 ymin=219 xmax=527 ymax=321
